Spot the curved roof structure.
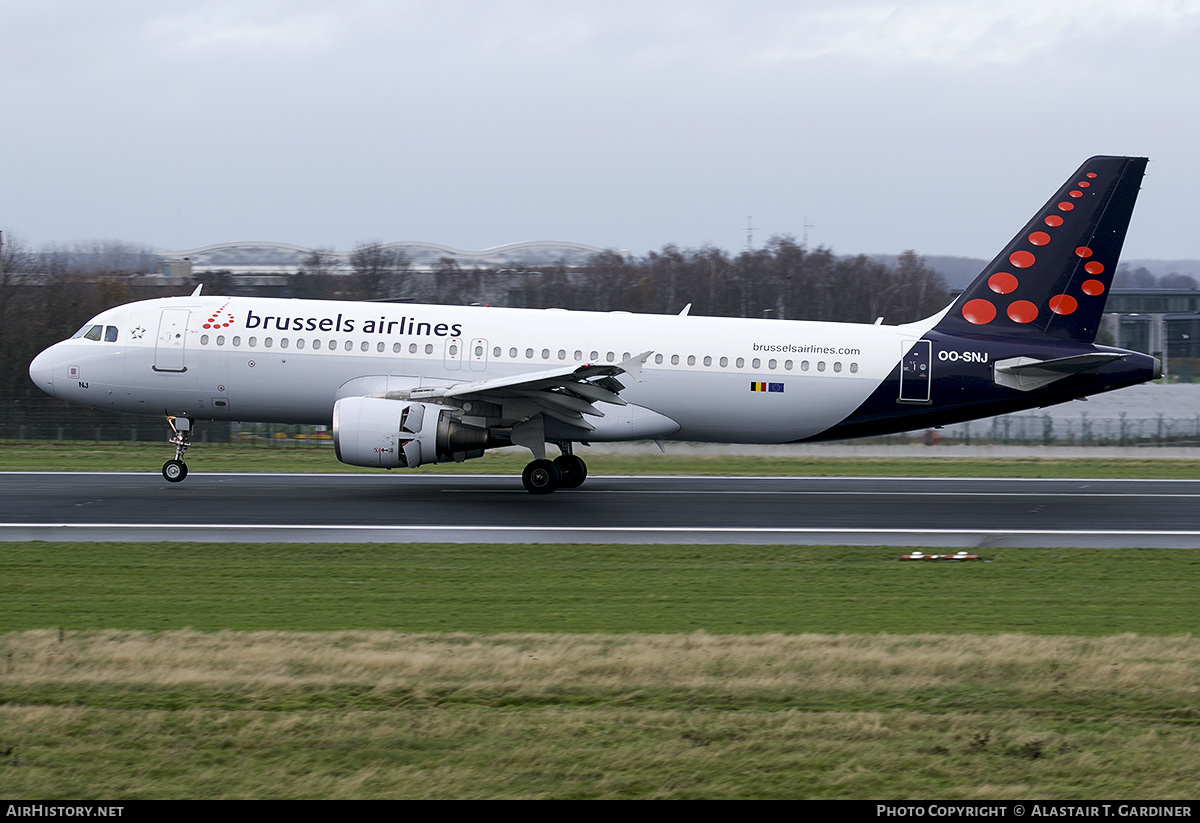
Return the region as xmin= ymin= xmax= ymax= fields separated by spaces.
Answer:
xmin=157 ymin=240 xmax=612 ymax=273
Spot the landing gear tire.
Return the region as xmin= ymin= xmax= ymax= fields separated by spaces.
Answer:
xmin=162 ymin=459 xmax=188 ymax=483
xmin=522 ymin=459 xmax=562 ymax=494
xmin=553 ymin=454 xmax=587 ymax=489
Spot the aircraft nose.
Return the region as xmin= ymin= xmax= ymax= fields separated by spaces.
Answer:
xmin=29 ymin=348 xmax=55 ymax=393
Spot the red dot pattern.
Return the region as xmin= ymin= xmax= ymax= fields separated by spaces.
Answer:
xmin=202 ymin=301 xmax=237 ymax=330
xmin=958 ymin=168 xmax=1110 ymax=329
xmin=962 ymin=299 xmax=997 ymax=325
xmin=1049 ymin=294 xmax=1078 ymax=315
xmin=988 ymin=272 xmax=1018 ymax=294
xmin=1010 ymin=251 xmax=1036 ymax=268
xmin=1007 ymin=300 xmax=1038 ymax=323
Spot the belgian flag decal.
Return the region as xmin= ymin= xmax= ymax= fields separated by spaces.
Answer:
xmin=750 ymin=382 xmax=785 ymax=393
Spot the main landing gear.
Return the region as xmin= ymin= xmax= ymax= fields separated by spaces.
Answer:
xmin=162 ymin=416 xmax=192 ymax=483
xmin=521 ymin=446 xmax=588 ymax=495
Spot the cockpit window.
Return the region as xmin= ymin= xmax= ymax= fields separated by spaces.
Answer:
xmin=69 ymin=323 xmax=119 ymax=342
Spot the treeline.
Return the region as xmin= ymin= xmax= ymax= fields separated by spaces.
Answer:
xmin=288 ymin=236 xmax=950 ymax=324
xmin=1114 ymin=266 xmax=1199 ymax=290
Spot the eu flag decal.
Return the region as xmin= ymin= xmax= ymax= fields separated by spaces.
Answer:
xmin=750 ymin=382 xmax=785 ymax=393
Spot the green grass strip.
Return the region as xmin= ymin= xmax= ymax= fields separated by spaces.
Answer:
xmin=3 ymin=542 xmax=1198 ymax=635
xmin=2 ymin=442 xmax=1200 ymax=477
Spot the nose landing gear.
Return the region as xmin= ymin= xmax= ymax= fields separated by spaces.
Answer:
xmin=162 ymin=416 xmax=192 ymax=483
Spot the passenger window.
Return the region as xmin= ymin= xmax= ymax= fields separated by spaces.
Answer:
xmin=768 ymin=359 xmax=777 ymax=369
xmin=606 ymin=352 xmax=615 ymax=362
xmin=655 ymin=354 xmax=664 ymax=364
xmin=817 ymin=361 xmax=826 ymax=372
xmin=509 ymin=348 xmax=518 ymax=358
xmin=393 ymin=343 xmax=401 ymax=353
xmin=377 ymin=342 xmax=384 ymax=352
xmin=104 ymin=326 xmax=118 ymax=342
xmin=850 ymin=363 xmax=859 ymax=373
xmin=217 ymin=335 xmax=225 ymax=346
xmin=703 ymin=356 xmax=712 ymax=366
xmin=558 ymin=350 xmax=566 ymax=360
xmin=201 ymin=335 xmax=209 ymax=345
xmin=574 ymin=350 xmax=582 ymax=361
xmin=280 ymin=338 xmax=289 ymax=349
xmin=249 ymin=337 xmax=257 ymax=347
xmin=328 ymin=339 xmax=337 ymax=350
xmin=719 ymin=356 xmax=728 ymax=367
xmin=784 ymin=360 xmax=793 ymax=370
xmin=312 ymin=340 xmax=321 ymax=350
xmin=687 ymin=355 xmax=696 ymax=366
xmin=671 ymin=355 xmax=679 ymax=365
xmin=833 ymin=362 xmax=842 ymax=373
xmin=410 ymin=343 xmax=418 ymax=354
xmin=541 ymin=349 xmax=550 ymax=359
xmin=296 ymin=339 xmax=305 ymax=350
xmin=344 ymin=341 xmax=353 ymax=351
xmin=801 ymin=360 xmax=809 ymax=371
xmin=425 ymin=344 xmax=434 ymax=354
xmin=752 ymin=358 xmax=761 ymax=369
xmin=493 ymin=347 xmax=501 ymax=357
xmin=264 ymin=338 xmax=273 ymax=348
xmin=590 ymin=351 xmax=598 ymax=360
xmin=736 ymin=357 xmax=745 ymax=368
xmin=232 ymin=336 xmax=241 ymax=347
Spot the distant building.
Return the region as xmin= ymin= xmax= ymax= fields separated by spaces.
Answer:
xmin=1106 ymin=289 xmax=1200 ymax=362
xmin=157 ymin=259 xmax=193 ymax=278
xmin=155 ymin=240 xmax=613 ymax=275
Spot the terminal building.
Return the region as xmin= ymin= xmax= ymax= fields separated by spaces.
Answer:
xmin=155 ymin=240 xmax=610 ymax=276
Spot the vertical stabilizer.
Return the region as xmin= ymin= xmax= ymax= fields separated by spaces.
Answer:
xmin=935 ymin=156 xmax=1147 ymax=343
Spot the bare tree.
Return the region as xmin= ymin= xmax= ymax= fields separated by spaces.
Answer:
xmin=349 ymin=241 xmax=413 ymax=301
xmin=291 ymin=247 xmax=342 ymax=298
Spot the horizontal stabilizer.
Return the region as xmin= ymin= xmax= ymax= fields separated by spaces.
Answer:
xmin=993 ymin=352 xmax=1123 ymax=391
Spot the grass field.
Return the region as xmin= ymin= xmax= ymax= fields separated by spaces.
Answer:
xmin=2 ymin=442 xmax=1197 ymax=798
xmin=1 ymin=542 xmax=1198 ymax=798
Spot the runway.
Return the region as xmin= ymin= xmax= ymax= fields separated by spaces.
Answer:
xmin=1 ymin=472 xmax=1198 ymax=547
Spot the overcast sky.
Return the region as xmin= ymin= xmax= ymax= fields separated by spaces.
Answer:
xmin=3 ymin=0 xmax=1198 ymax=260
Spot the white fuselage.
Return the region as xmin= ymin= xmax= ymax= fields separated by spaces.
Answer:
xmin=29 ymin=295 xmax=943 ymax=444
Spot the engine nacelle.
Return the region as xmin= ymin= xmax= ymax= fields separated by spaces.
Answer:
xmin=332 ymin=397 xmax=488 ymax=469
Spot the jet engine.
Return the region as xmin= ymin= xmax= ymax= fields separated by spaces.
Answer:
xmin=332 ymin=396 xmax=489 ymax=469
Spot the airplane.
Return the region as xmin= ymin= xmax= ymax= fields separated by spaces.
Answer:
xmin=28 ymin=155 xmax=1160 ymax=493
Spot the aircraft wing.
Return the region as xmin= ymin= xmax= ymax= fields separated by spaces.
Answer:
xmin=407 ymin=351 xmax=652 ymax=433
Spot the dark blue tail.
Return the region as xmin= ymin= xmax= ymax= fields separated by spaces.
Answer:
xmin=935 ymin=156 xmax=1147 ymax=344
